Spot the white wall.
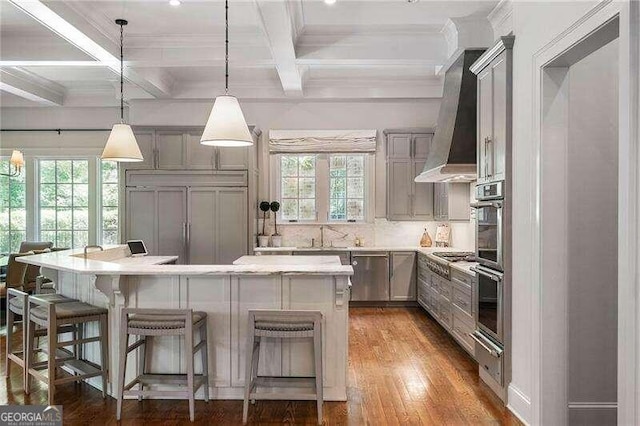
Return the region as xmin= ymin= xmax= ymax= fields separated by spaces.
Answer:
xmin=2 ymin=99 xmax=478 ymax=249
xmin=567 ymin=38 xmax=618 ymax=425
xmin=491 ymin=1 xmax=608 ymax=423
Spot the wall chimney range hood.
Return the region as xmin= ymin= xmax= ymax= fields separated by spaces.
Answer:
xmin=415 ymin=49 xmax=486 ymax=183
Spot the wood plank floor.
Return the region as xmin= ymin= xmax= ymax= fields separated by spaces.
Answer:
xmin=1 ymin=307 xmax=520 ymax=425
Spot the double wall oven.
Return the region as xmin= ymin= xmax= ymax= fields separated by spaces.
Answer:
xmin=471 ymin=181 xmax=505 ymax=385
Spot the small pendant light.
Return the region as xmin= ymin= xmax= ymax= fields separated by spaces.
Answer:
xmin=200 ymin=0 xmax=253 ymax=147
xmin=102 ymin=19 xmax=143 ymax=162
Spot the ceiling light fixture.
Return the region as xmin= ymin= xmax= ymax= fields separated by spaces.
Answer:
xmin=101 ymin=19 xmax=143 ymax=162
xmin=0 ymin=150 xmax=25 ymax=177
xmin=200 ymin=0 xmax=253 ymax=147
xmin=169 ymin=0 xmax=181 ymax=6
xmin=324 ymin=0 xmax=337 ymax=5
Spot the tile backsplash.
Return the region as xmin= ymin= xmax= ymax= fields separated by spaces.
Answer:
xmin=257 ymin=218 xmax=475 ymax=250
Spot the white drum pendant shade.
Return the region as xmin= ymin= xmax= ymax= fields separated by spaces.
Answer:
xmin=102 ymin=123 xmax=143 ymax=162
xmin=201 ymin=95 xmax=253 ymax=147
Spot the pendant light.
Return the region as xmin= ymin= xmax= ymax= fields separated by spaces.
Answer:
xmin=200 ymin=0 xmax=253 ymax=147
xmin=102 ymin=19 xmax=143 ymax=162
xmin=0 ymin=150 xmax=24 ymax=177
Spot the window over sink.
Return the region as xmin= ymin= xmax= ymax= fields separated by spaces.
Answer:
xmin=272 ymin=153 xmax=372 ymax=223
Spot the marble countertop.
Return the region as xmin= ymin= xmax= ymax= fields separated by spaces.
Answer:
xmin=255 ymin=246 xmax=466 ymax=253
xmin=234 ymin=255 xmax=342 ymax=265
xmin=17 ymin=247 xmax=353 ymax=276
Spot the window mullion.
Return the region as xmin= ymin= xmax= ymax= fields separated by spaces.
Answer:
xmin=317 ymin=155 xmax=329 ymax=222
xmin=88 ymin=157 xmax=98 ymax=246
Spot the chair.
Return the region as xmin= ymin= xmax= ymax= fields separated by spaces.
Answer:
xmin=4 ymin=288 xmax=76 ymax=385
xmin=242 ymin=310 xmax=323 ymax=425
xmin=18 ymin=241 xmax=53 ymax=253
xmin=0 ymin=253 xmax=29 ymax=299
xmin=116 ymin=308 xmax=210 ymax=422
xmin=25 ymin=295 xmax=109 ymax=405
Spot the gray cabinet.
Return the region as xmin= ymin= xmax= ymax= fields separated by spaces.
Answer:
xmin=126 ymin=187 xmax=187 ymax=263
xmin=385 ymin=130 xmax=435 ymax=221
xmin=188 ymin=187 xmax=248 ymax=265
xmin=472 ymin=37 xmax=514 ymax=184
xmin=126 ymin=172 xmax=249 ymax=265
xmin=433 ymin=183 xmax=471 ymax=221
xmin=416 ymin=253 xmax=477 ymax=359
xmin=128 ymin=127 xmax=257 ymax=171
xmin=390 ymin=252 xmax=416 ymax=301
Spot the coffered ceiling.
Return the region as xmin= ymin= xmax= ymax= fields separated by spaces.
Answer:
xmin=0 ymin=0 xmax=497 ymax=107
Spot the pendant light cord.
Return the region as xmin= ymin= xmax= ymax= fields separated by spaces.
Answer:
xmin=119 ymin=21 xmax=124 ymax=122
xmin=225 ymin=0 xmax=229 ymax=94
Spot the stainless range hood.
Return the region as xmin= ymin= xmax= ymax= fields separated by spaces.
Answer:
xmin=415 ymin=49 xmax=486 ymax=183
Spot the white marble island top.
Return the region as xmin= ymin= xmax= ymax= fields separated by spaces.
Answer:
xmin=17 ymin=246 xmax=353 ymax=276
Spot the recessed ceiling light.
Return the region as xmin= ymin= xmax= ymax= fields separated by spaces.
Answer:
xmin=169 ymin=0 xmax=181 ymax=6
xmin=324 ymin=0 xmax=336 ymax=5
xmin=407 ymin=0 xmax=420 ymax=3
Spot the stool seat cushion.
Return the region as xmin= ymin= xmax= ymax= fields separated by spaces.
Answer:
xmin=128 ymin=312 xmax=207 ymax=329
xmin=254 ymin=321 xmax=315 ymax=332
xmin=10 ymin=293 xmax=76 ymax=314
xmin=30 ymin=301 xmax=107 ymax=321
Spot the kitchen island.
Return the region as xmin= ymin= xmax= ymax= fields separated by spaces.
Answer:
xmin=17 ymin=246 xmax=352 ymax=401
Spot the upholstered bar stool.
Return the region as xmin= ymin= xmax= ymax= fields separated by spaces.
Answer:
xmin=4 ymin=288 xmax=77 ymax=385
xmin=117 ymin=308 xmax=210 ymax=422
xmin=242 ymin=310 xmax=323 ymax=425
xmin=25 ymin=295 xmax=109 ymax=405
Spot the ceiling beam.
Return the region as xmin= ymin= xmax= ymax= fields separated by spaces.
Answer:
xmin=8 ymin=0 xmax=173 ymax=99
xmin=0 ymin=68 xmax=64 ymax=106
xmin=254 ymin=0 xmax=304 ymax=98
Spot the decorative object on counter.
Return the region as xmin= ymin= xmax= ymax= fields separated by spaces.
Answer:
xmin=102 ymin=19 xmax=143 ymax=163
xmin=270 ymin=201 xmax=282 ymax=247
xmin=420 ymin=228 xmax=432 ymax=247
xmin=0 ymin=150 xmax=25 ymax=177
xmin=258 ymin=201 xmax=271 ymax=247
xmin=435 ymin=224 xmax=451 ymax=247
xmin=354 ymin=236 xmax=363 ymax=247
xmin=200 ymin=0 xmax=253 ymax=147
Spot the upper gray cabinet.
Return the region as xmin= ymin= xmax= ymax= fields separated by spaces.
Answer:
xmin=471 ymin=36 xmax=514 ymax=184
xmin=127 ymin=127 xmax=259 ymax=171
xmin=433 ymin=183 xmax=471 ymax=222
xmin=384 ymin=129 xmax=434 ymax=221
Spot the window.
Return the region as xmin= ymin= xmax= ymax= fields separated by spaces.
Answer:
xmin=329 ymin=155 xmax=365 ymax=221
xmin=39 ymin=160 xmax=90 ymax=248
xmin=274 ymin=153 xmax=370 ymax=223
xmin=280 ymin=155 xmax=317 ymax=221
xmin=0 ymin=159 xmax=26 ymax=253
xmin=101 ymin=161 xmax=119 ymax=244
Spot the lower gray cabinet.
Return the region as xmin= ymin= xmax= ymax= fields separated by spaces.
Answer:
xmin=416 ymin=254 xmax=477 ymax=359
xmin=390 ymin=252 xmax=416 ymax=301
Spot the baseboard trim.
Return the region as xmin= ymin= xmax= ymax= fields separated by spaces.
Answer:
xmin=507 ymin=384 xmax=532 ymax=425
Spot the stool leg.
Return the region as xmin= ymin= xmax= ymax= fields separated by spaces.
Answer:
xmin=99 ymin=314 xmax=109 ymax=399
xmin=116 ymin=321 xmax=129 ymax=420
xmin=185 ymin=318 xmax=195 ymax=422
xmin=138 ymin=336 xmax=146 ymax=401
xmin=199 ymin=323 xmax=209 ymax=402
xmin=314 ymin=323 xmax=323 ymax=425
xmin=25 ymin=315 xmax=35 ymax=394
xmin=242 ymin=332 xmax=255 ymax=425
xmin=4 ymin=307 xmax=13 ymax=378
xmin=47 ymin=311 xmax=57 ymax=406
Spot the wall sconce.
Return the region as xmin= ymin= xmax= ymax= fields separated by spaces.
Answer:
xmin=1 ymin=150 xmax=25 ymax=177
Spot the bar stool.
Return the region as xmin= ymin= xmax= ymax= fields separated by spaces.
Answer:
xmin=4 ymin=289 xmax=77 ymax=385
xmin=116 ymin=308 xmax=210 ymax=422
xmin=242 ymin=310 xmax=323 ymax=425
xmin=25 ymin=296 xmax=109 ymax=405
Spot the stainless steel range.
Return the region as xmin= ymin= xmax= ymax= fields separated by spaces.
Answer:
xmin=427 ymin=252 xmax=474 ymax=280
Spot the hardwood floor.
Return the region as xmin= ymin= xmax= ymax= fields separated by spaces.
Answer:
xmin=1 ymin=307 xmax=520 ymax=425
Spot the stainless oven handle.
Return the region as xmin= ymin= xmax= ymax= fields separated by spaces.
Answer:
xmin=351 ymin=253 xmax=389 ymax=258
xmin=471 ymin=201 xmax=503 ymax=209
xmin=471 ymin=266 xmax=503 ymax=281
xmin=469 ymin=332 xmax=501 ymax=357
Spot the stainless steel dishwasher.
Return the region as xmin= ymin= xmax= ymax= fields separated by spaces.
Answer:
xmin=350 ymin=252 xmax=389 ymax=301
